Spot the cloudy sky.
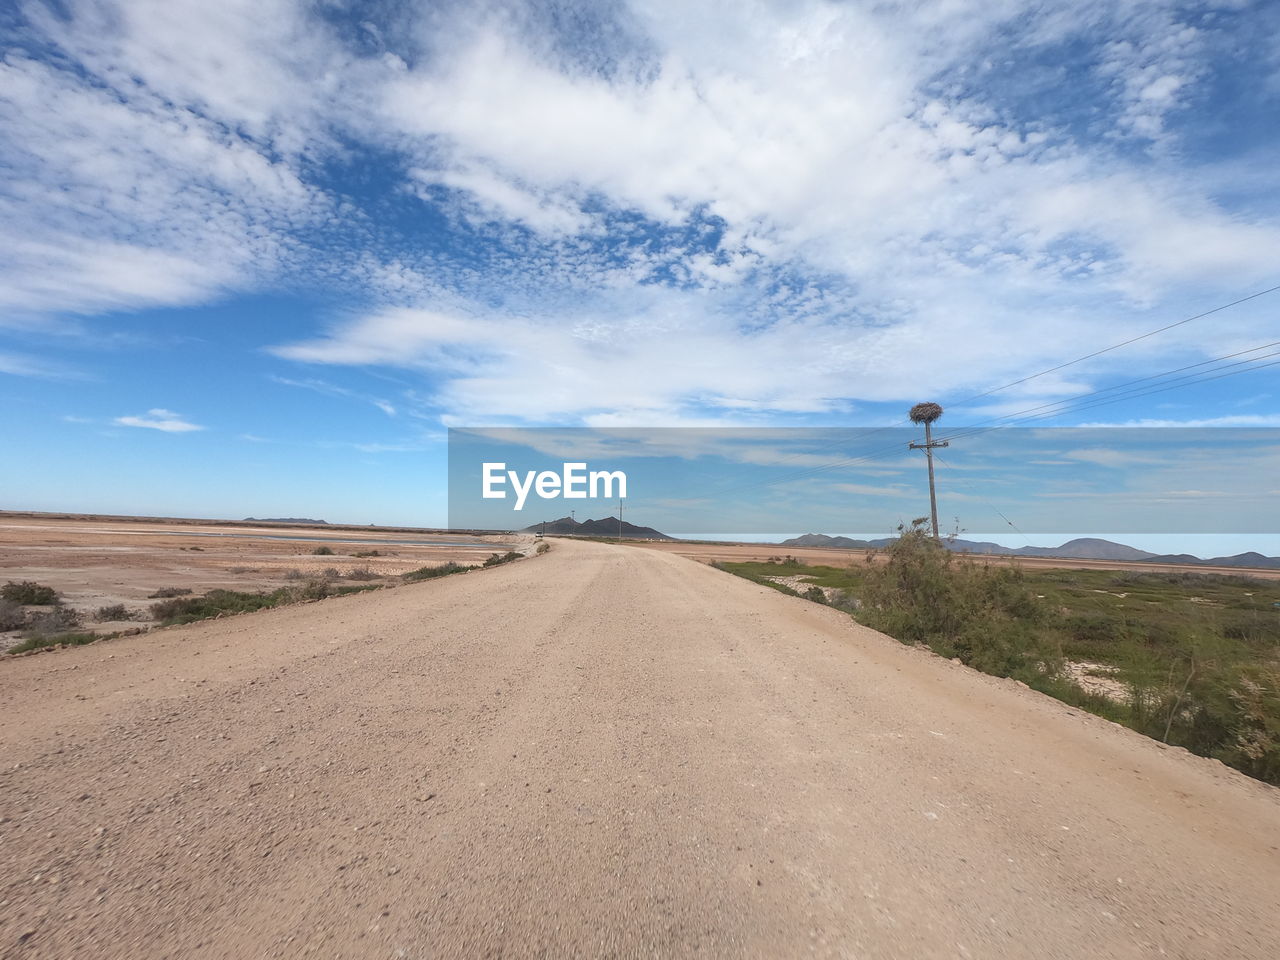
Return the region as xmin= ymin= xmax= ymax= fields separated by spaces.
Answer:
xmin=2 ymin=0 xmax=1278 ymax=533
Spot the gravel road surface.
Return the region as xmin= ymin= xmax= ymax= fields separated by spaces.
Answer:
xmin=2 ymin=539 xmax=1278 ymax=958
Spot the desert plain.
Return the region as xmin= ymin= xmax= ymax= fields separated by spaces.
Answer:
xmin=0 ymin=511 xmax=517 ymax=649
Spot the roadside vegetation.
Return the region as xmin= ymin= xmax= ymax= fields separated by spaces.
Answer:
xmin=714 ymin=521 xmax=1280 ymax=786
xmin=6 ymin=543 xmax=540 ymax=655
xmin=150 ymin=580 xmax=382 ymax=626
xmin=402 ymin=561 xmax=469 ymax=582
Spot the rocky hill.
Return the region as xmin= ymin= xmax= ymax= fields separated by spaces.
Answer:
xmin=522 ymin=516 xmax=674 ymax=540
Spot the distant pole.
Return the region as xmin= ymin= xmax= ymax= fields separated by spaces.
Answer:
xmin=908 ymin=402 xmax=948 ymax=539
xmin=618 ymin=498 xmax=623 ymax=541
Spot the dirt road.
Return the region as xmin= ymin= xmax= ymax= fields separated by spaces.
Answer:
xmin=2 ymin=540 xmax=1278 ymax=958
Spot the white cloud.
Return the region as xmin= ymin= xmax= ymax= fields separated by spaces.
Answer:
xmin=831 ymin=482 xmax=914 ymax=498
xmin=0 ymin=350 xmax=82 ymax=379
xmin=1074 ymin=414 xmax=1280 ymax=428
xmin=270 ymin=376 xmax=398 ymax=417
xmin=114 ymin=409 xmax=205 ymax=432
xmin=0 ymin=3 xmax=334 ymax=319
xmin=4 ymin=0 xmax=1279 ymax=425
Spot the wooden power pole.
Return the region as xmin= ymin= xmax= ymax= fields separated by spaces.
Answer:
xmin=908 ymin=402 xmax=947 ymax=539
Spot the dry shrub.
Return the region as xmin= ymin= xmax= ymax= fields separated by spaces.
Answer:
xmin=2 ymin=581 xmax=59 ymax=605
xmin=94 ymin=604 xmax=139 ymax=622
xmin=0 ymin=599 xmax=27 ymax=631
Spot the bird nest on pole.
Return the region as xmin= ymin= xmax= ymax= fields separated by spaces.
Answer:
xmin=909 ymin=401 xmax=943 ymax=424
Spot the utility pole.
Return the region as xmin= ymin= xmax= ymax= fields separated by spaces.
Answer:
xmin=617 ymin=498 xmax=623 ymax=542
xmin=908 ymin=402 xmax=947 ymax=539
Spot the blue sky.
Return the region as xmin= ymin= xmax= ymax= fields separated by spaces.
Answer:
xmin=1 ymin=0 xmax=1278 ymax=547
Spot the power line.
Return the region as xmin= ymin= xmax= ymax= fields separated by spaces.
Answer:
xmin=936 ymin=349 xmax=1280 ymax=446
xmin=702 ymin=289 xmax=1280 ymax=504
xmin=945 ymin=284 xmax=1280 ymax=409
xmin=935 ymin=342 xmax=1280 ymax=444
xmin=716 ymin=342 xmax=1280 ymax=499
xmin=932 ymin=452 xmax=1031 ymax=547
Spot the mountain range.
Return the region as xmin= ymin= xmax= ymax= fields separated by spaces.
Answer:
xmin=779 ymin=534 xmax=1280 ymax=570
xmin=522 ymin=516 xmax=675 ymax=540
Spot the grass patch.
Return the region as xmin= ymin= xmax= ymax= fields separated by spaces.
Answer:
xmin=714 ymin=522 xmax=1280 ymax=786
xmin=483 ymin=551 xmax=522 ymax=568
xmin=536 ymin=542 xmax=550 ymax=555
xmin=402 ymin=561 xmax=468 ymax=583
xmin=710 ymin=560 xmax=803 ymax=597
xmin=7 ymin=632 xmax=99 ymax=654
xmin=352 ymin=550 xmax=383 ymax=558
xmin=311 ymin=545 xmax=335 ymax=556
xmin=2 ymin=581 xmax=60 ymax=605
xmin=148 ymin=586 xmax=192 ymax=599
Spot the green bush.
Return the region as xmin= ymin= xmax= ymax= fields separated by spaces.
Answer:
xmin=352 ymin=550 xmax=382 ymax=558
xmin=345 ymin=566 xmax=378 ymax=580
xmin=536 ymin=542 xmax=550 ymax=555
xmin=858 ymin=521 xmax=1055 ymax=679
xmin=483 ymin=551 xmax=522 ymax=567
xmin=311 ymin=545 xmax=335 ymax=556
xmin=148 ymin=586 xmax=192 ymax=599
xmin=2 ymin=581 xmax=59 ymax=605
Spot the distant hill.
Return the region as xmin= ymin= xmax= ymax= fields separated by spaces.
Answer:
xmin=243 ymin=517 xmax=329 ymax=524
xmin=952 ymin=537 xmax=1155 ymax=562
xmin=782 ymin=533 xmax=885 ymax=549
xmin=1144 ymin=551 xmax=1280 ymax=570
xmin=778 ymin=534 xmax=1280 ymax=569
xmin=522 ymin=516 xmax=674 ymax=540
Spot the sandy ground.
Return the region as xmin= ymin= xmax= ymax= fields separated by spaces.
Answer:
xmin=631 ymin=538 xmax=1280 ymax=579
xmin=0 ymin=514 xmax=517 ymax=645
xmin=2 ymin=538 xmax=1277 ymax=958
